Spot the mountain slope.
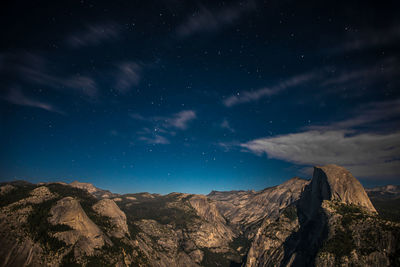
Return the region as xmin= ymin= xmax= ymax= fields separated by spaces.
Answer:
xmin=246 ymin=164 xmax=400 ymax=267
xmin=208 ymin=177 xmax=309 ymax=233
xmin=0 ymin=164 xmax=399 ymax=267
xmin=366 ymin=185 xmax=400 ymax=222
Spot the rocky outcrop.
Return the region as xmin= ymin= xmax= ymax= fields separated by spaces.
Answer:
xmin=0 ymin=237 xmax=44 ymax=267
xmin=25 ymin=186 xmax=56 ymax=204
xmin=188 ymin=195 xmax=235 ymax=248
xmin=132 ymin=219 xmax=201 ymax=267
xmin=246 ymin=164 xmax=398 ymax=267
xmin=311 ymin=165 xmax=376 ymax=213
xmin=208 ymin=177 xmax=309 ymax=231
xmin=69 ymin=181 xmax=118 ymax=199
xmin=0 ymin=164 xmax=399 ymax=267
xmin=0 ymin=204 xmax=47 ymax=267
xmin=93 ymin=198 xmax=129 ymax=238
xmin=48 ymin=197 xmax=108 ymax=256
xmin=69 ymin=181 xmax=99 ymax=194
xmin=246 ymin=205 xmax=301 ymax=266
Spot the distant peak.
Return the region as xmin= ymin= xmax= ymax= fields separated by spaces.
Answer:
xmin=69 ymin=181 xmax=98 ymax=194
xmin=279 ymin=176 xmax=309 ymax=187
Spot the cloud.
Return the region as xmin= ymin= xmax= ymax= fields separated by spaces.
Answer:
xmin=138 ymin=135 xmax=170 ymax=145
xmin=2 ymin=53 xmax=98 ymax=99
xmin=114 ymin=62 xmax=141 ymax=94
xmin=218 ymin=141 xmax=240 ymax=152
xmin=223 ymin=72 xmax=316 ymax=107
xmin=4 ymin=88 xmax=64 ymax=114
xmin=321 ymin=58 xmax=399 ymax=88
xmin=132 ymin=110 xmax=197 ymax=130
xmin=220 ymin=118 xmax=235 ymax=132
xmin=330 ymin=25 xmax=400 ymax=54
xmin=129 ymin=113 xmax=146 ymax=120
xmin=66 ymin=23 xmax=121 ymax=48
xmin=176 ymin=1 xmax=255 ymax=38
xmin=308 ymin=98 xmax=400 ymax=131
xmin=223 ymin=58 xmax=399 ymax=108
xmin=164 ymin=110 xmax=197 ymax=130
xmin=242 ymin=130 xmax=400 ymax=178
xmin=62 ymin=75 xmax=98 ymax=98
xmin=241 ymin=99 xmax=400 ymax=179
xmin=131 ymin=110 xmax=197 ymax=145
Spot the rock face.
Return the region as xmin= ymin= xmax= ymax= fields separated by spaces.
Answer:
xmin=0 ymin=164 xmax=399 ymax=267
xmin=93 ymin=198 xmax=129 ymax=238
xmin=312 ymin=165 xmax=376 ymax=213
xmin=188 ymin=195 xmax=235 ymax=248
xmin=208 ymin=177 xmax=309 ymax=231
xmin=69 ymin=181 xmax=118 ymax=199
xmin=70 ymin=181 xmax=98 ymax=193
xmin=246 ymin=164 xmax=399 ymax=267
xmin=49 ymin=197 xmax=108 ymax=256
xmin=25 ymin=186 xmax=56 ymax=204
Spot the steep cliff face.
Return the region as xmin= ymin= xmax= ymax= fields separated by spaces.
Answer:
xmin=0 ymin=165 xmax=399 ymax=267
xmin=312 ymin=165 xmax=376 ymax=213
xmin=117 ymin=192 xmax=240 ymax=266
xmin=208 ymin=177 xmax=309 ymax=232
xmin=246 ymin=164 xmax=400 ymax=267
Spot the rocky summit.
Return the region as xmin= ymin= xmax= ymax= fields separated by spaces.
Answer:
xmin=0 ymin=165 xmax=399 ymax=267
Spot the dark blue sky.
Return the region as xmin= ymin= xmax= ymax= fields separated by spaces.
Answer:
xmin=1 ymin=0 xmax=399 ymax=194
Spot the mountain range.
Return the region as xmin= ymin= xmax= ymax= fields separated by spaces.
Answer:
xmin=0 ymin=164 xmax=399 ymax=267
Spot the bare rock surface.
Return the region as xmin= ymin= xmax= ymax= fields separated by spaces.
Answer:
xmin=70 ymin=181 xmax=99 ymax=194
xmin=93 ymin=198 xmax=129 ymax=238
xmin=0 ymin=164 xmax=398 ymax=267
xmin=186 ymin=195 xmax=236 ymax=249
xmin=48 ymin=196 xmax=107 ymax=255
xmin=69 ymin=181 xmax=118 ymax=199
xmin=246 ymin=165 xmax=396 ymax=267
xmin=312 ymin=164 xmax=377 ymax=213
xmin=208 ymin=177 xmax=309 ymax=229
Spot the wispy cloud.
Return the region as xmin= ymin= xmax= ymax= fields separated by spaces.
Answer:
xmin=66 ymin=23 xmax=121 ymax=48
xmin=321 ymin=58 xmax=399 ymax=88
xmin=2 ymin=53 xmax=98 ymax=99
xmin=241 ymin=99 xmax=400 ymax=179
xmin=4 ymin=88 xmax=65 ymax=115
xmin=164 ymin=110 xmax=197 ymax=130
xmin=220 ymin=118 xmax=235 ymax=132
xmin=138 ymin=135 xmax=170 ymax=145
xmin=308 ymin=98 xmax=400 ymax=131
xmin=114 ymin=62 xmax=141 ymax=94
xmin=176 ymin=1 xmax=255 ymax=38
xmin=130 ymin=110 xmax=197 ymax=145
xmin=241 ymin=130 xmax=400 ymax=178
xmin=223 ymin=57 xmax=399 ymax=108
xmin=330 ymin=24 xmax=400 ymax=54
xmin=129 ymin=113 xmax=146 ymax=121
xmin=223 ymin=72 xmax=316 ymax=107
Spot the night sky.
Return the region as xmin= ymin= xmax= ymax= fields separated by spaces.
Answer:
xmin=1 ymin=0 xmax=399 ymax=194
